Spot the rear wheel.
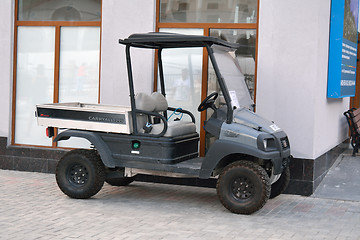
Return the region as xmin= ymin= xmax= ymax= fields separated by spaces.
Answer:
xmin=56 ymin=149 xmax=105 ymax=199
xmin=216 ymin=160 xmax=270 ymax=214
xmin=270 ymin=166 xmax=290 ymax=199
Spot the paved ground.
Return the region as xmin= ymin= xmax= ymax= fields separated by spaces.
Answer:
xmin=1 ymin=152 xmax=360 ymax=239
xmin=313 ymin=149 xmax=360 ymax=201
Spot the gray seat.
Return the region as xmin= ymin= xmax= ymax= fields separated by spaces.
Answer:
xmin=135 ymin=92 xmax=196 ymax=137
xmin=134 ymin=93 xmax=156 ymax=133
xmin=151 ymin=120 xmax=196 ymax=137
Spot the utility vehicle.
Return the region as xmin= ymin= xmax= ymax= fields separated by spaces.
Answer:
xmin=36 ymin=32 xmax=291 ymax=214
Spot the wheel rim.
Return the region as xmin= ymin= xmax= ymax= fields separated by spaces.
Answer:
xmin=231 ymin=177 xmax=254 ymax=200
xmin=67 ymin=164 xmax=89 ymax=186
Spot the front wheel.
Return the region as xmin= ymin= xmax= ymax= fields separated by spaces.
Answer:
xmin=56 ymin=149 xmax=106 ymax=199
xmin=216 ymin=161 xmax=270 ymax=214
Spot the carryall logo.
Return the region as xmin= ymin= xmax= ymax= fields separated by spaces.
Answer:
xmin=88 ymin=116 xmax=124 ymax=124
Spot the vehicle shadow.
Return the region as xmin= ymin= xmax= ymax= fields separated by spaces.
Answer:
xmin=95 ymin=180 xmax=222 ymax=212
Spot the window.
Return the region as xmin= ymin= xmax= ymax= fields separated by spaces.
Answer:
xmin=18 ymin=0 xmax=101 ymax=21
xmin=160 ymin=0 xmax=257 ymax=23
xmin=12 ymin=0 xmax=101 ymax=147
xmin=15 ymin=26 xmax=55 ymax=146
xmin=158 ymin=28 xmax=204 ymax=132
xmin=156 ymin=0 xmax=258 ymax=155
xmin=208 ymin=29 xmax=256 ymax=99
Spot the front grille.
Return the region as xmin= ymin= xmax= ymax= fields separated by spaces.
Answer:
xmin=280 ymin=137 xmax=290 ymax=149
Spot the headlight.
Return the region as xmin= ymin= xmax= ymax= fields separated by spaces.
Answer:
xmin=257 ymin=134 xmax=278 ymax=151
xmin=260 ymin=137 xmax=276 ymax=151
xmin=263 ymin=139 xmax=268 ymax=149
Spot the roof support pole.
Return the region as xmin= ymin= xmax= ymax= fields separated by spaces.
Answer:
xmin=158 ymin=48 xmax=166 ymax=97
xmin=157 ymin=48 xmax=168 ymax=119
xmin=125 ymin=44 xmax=138 ymax=134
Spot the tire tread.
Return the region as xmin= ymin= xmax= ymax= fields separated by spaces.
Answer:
xmin=56 ymin=149 xmax=105 ymax=199
xmin=216 ymin=160 xmax=270 ymax=214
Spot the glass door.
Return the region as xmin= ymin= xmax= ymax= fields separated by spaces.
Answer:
xmin=208 ymin=29 xmax=256 ymax=99
xmin=15 ymin=26 xmax=55 ymax=146
xmin=57 ymin=26 xmax=100 ymax=148
xmin=13 ymin=0 xmax=101 ymax=147
xmin=156 ymin=0 xmax=259 ymax=156
xmin=158 ymin=28 xmax=204 ymax=132
xmin=58 ymin=27 xmax=100 ymax=104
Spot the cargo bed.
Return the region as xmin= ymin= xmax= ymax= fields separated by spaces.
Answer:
xmin=36 ymin=102 xmax=132 ymax=134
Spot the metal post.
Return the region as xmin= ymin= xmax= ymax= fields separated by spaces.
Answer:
xmin=158 ymin=48 xmax=166 ymax=96
xmin=158 ymin=48 xmax=168 ymax=119
xmin=125 ymin=45 xmax=138 ymax=134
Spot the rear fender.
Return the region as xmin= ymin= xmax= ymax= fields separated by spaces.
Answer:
xmin=54 ymin=130 xmax=116 ymax=168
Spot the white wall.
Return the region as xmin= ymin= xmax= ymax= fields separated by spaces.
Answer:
xmin=0 ymin=0 xmax=13 ymax=138
xmin=100 ymin=0 xmax=156 ymax=106
xmin=257 ymin=0 xmax=349 ymax=159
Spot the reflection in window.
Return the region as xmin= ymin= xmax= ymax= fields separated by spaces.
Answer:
xmin=58 ymin=27 xmax=100 ymax=103
xmin=158 ymin=28 xmax=204 ymax=132
xmin=15 ymin=27 xmax=55 ymax=146
xmin=57 ymin=26 xmax=100 ymax=148
xmin=18 ymin=0 xmax=101 ymax=21
xmin=160 ymin=0 xmax=257 ymax=23
xmin=208 ymin=29 xmax=256 ymax=99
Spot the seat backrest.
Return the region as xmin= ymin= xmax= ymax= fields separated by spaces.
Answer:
xmin=151 ymin=92 xmax=168 ymax=112
xmin=135 ymin=93 xmax=156 ymax=112
xmin=134 ymin=92 xmax=196 ymax=137
xmin=134 ymin=93 xmax=155 ymax=132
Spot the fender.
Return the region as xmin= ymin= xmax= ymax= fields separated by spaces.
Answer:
xmin=199 ymin=139 xmax=282 ymax=179
xmin=54 ymin=130 xmax=116 ymax=168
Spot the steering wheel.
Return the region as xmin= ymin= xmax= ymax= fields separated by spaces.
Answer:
xmin=198 ymin=92 xmax=218 ymax=112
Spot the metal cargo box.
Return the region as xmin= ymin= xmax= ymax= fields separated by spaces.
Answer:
xmin=36 ymin=102 xmax=132 ymax=134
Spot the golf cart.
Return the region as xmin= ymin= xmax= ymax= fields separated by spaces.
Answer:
xmin=36 ymin=32 xmax=291 ymax=214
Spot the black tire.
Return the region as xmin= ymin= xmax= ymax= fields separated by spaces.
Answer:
xmin=216 ymin=160 xmax=270 ymax=214
xmin=56 ymin=149 xmax=105 ymax=199
xmin=269 ymin=166 xmax=290 ymax=199
xmin=105 ymin=176 xmax=136 ymax=186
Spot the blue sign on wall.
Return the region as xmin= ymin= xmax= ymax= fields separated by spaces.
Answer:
xmin=328 ymin=0 xmax=359 ymax=98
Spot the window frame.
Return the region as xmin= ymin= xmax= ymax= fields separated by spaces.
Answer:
xmin=155 ymin=0 xmax=260 ymax=156
xmin=11 ymin=0 xmax=102 ymax=148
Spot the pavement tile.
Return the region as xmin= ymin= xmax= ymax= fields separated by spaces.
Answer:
xmin=1 ymin=152 xmax=360 ymax=240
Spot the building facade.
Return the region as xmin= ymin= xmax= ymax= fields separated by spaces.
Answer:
xmin=0 ymin=0 xmax=358 ymax=195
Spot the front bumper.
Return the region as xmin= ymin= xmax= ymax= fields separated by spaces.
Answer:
xmin=272 ymin=155 xmax=292 ymax=175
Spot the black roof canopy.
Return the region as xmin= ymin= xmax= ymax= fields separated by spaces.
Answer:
xmin=119 ymin=32 xmax=239 ymax=49
xmin=120 ymin=32 xmax=236 ymax=125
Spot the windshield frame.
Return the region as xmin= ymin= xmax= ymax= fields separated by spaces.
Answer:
xmin=211 ymin=46 xmax=254 ymax=111
xmin=206 ymin=45 xmax=234 ymax=124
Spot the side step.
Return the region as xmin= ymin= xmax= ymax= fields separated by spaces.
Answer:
xmin=121 ymin=157 xmax=204 ymax=177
